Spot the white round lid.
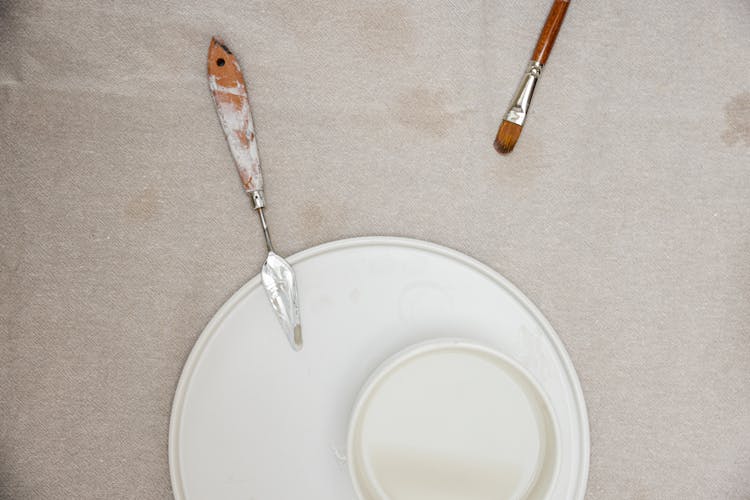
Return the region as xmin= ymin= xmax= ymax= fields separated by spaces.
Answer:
xmin=348 ymin=341 xmax=559 ymax=500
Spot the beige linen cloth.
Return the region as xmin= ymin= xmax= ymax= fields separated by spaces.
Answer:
xmin=1 ymin=1 xmax=749 ymax=498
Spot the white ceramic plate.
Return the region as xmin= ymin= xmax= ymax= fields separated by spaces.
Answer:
xmin=169 ymin=237 xmax=589 ymax=500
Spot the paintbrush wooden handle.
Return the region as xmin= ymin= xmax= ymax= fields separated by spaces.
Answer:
xmin=532 ymin=0 xmax=570 ymax=65
xmin=207 ymin=38 xmax=263 ymax=193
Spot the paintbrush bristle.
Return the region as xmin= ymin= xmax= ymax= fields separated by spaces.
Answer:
xmin=494 ymin=120 xmax=522 ymax=154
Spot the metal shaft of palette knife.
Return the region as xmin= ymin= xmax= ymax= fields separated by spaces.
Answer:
xmin=207 ymin=37 xmax=302 ymax=351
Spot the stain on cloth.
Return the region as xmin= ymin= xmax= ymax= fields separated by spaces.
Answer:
xmin=722 ymin=91 xmax=750 ymax=147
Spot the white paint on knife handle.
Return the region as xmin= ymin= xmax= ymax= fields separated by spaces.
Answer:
xmin=208 ymin=58 xmax=263 ymax=193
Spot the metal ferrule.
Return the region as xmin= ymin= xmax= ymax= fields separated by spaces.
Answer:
xmin=249 ymin=189 xmax=265 ymax=209
xmin=503 ymin=60 xmax=543 ymax=126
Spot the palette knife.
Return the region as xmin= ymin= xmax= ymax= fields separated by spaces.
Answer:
xmin=207 ymin=38 xmax=302 ymax=351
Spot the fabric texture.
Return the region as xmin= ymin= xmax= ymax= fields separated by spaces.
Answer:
xmin=1 ymin=0 xmax=749 ymax=498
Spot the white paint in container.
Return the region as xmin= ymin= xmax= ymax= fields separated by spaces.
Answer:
xmin=347 ymin=340 xmax=560 ymax=500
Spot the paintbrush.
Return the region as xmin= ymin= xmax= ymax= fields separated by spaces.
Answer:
xmin=494 ymin=0 xmax=570 ymax=154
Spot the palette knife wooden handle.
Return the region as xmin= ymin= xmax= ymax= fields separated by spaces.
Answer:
xmin=207 ymin=38 xmax=264 ymax=195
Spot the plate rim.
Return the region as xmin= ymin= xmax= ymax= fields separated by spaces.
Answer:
xmin=168 ymin=236 xmax=590 ymax=500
